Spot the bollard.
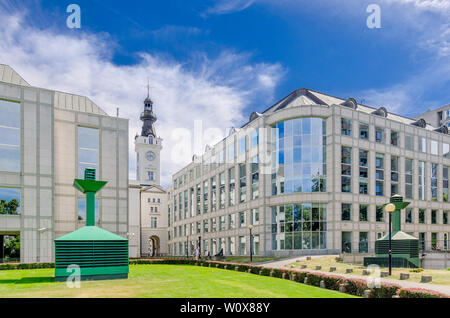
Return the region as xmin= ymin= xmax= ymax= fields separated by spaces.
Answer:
xmin=320 ymin=280 xmax=326 ymax=289
xmin=329 ymin=266 xmax=336 ymax=272
xmin=339 ymin=284 xmax=346 ymax=293
xmin=421 ymin=275 xmax=432 ymax=283
xmin=315 ymin=265 xmax=322 ymax=270
xmin=362 ymin=269 xmax=370 ymax=276
xmin=300 ymin=264 xmax=307 ymax=269
xmin=304 ymin=277 xmax=308 ymax=284
xmin=380 ymin=271 xmax=389 ymax=277
xmin=363 ymin=290 xmax=372 ymax=298
xmin=400 ymin=273 xmax=410 ymax=280
xmin=346 ymin=268 xmax=353 ymax=274
xmin=306 ymin=256 xmax=312 ymax=260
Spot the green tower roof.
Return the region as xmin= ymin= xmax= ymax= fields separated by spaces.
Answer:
xmin=55 ymin=226 xmax=127 ymax=241
xmin=378 ymin=231 xmax=418 ymax=241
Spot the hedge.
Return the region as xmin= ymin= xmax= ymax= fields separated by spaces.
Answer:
xmin=0 ymin=258 xmax=447 ymax=298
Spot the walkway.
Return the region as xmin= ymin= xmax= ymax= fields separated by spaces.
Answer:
xmin=259 ymin=255 xmax=450 ymax=297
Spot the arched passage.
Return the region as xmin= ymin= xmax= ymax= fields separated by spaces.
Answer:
xmin=148 ymin=236 xmax=160 ymax=257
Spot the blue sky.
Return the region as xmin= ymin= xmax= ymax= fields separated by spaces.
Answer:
xmin=0 ymin=0 xmax=449 ymax=186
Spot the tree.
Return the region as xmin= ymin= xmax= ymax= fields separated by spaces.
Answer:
xmin=4 ymin=235 xmax=20 ymax=259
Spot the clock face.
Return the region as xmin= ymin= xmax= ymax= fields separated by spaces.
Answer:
xmin=146 ymin=151 xmax=155 ymax=161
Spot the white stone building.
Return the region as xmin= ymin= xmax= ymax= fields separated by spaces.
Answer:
xmin=0 ymin=64 xmax=129 ymax=263
xmin=128 ymin=92 xmax=168 ymax=258
xmin=167 ymin=88 xmax=450 ymax=257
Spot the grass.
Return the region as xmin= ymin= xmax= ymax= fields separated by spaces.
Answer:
xmin=0 ymin=264 xmax=357 ymax=298
xmin=288 ymin=256 xmax=450 ymax=286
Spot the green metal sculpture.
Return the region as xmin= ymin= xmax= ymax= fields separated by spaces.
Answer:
xmin=54 ymin=169 xmax=129 ymax=281
xmin=364 ymin=195 xmax=419 ymax=268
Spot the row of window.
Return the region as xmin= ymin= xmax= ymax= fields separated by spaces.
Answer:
xmin=341 ymin=117 xmax=450 ymax=156
xmin=341 ymin=146 xmax=450 ymax=201
xmin=172 ymin=158 xmax=259 ymax=223
xmin=341 ymin=204 xmax=449 ymax=224
xmin=173 ymin=129 xmax=260 ymax=189
xmin=171 ymin=209 xmax=260 ymax=238
xmin=170 ymin=235 xmax=260 ymax=256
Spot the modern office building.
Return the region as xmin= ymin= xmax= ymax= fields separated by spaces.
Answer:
xmin=128 ymin=90 xmax=168 ymax=258
xmin=0 ymin=64 xmax=129 ymax=263
xmin=167 ymin=88 xmax=450 ymax=257
xmin=414 ymin=104 xmax=450 ymax=128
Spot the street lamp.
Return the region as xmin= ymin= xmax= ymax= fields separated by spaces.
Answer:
xmin=248 ymin=225 xmax=254 ymax=263
xmin=385 ymin=203 xmax=396 ymax=275
xmin=186 ymin=235 xmax=189 ymax=258
xmin=198 ymin=236 xmax=201 ymax=259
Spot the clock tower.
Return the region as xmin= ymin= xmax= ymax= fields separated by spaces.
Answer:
xmin=135 ymin=89 xmax=162 ymax=185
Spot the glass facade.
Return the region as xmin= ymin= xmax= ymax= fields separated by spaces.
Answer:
xmin=272 ymin=203 xmax=326 ymax=251
xmin=0 ymin=188 xmax=21 ymax=215
xmin=0 ymin=100 xmax=20 ymax=172
xmin=272 ymin=118 xmax=326 ymax=195
xmin=77 ymin=126 xmax=99 ymax=179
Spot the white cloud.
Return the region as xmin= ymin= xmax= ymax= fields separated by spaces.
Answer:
xmin=0 ymin=8 xmax=285 ymax=187
xmin=203 ymin=0 xmax=256 ymax=16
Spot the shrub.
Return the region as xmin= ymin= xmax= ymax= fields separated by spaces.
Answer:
xmin=342 ymin=279 xmax=367 ymax=296
xmin=398 ymin=288 xmax=448 ymax=298
xmin=371 ymin=283 xmax=400 ymax=298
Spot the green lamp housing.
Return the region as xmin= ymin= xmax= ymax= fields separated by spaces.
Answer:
xmin=54 ymin=169 xmax=129 ymax=281
xmin=364 ymin=195 xmax=420 ymax=268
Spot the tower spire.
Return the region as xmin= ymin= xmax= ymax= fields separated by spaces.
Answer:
xmin=140 ymin=79 xmax=157 ymax=137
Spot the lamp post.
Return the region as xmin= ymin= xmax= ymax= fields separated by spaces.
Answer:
xmin=198 ymin=236 xmax=201 ymax=258
xmin=385 ymin=203 xmax=396 ymax=275
xmin=186 ymin=235 xmax=189 ymax=258
xmin=248 ymin=225 xmax=254 ymax=263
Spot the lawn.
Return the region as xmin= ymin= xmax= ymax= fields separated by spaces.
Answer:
xmin=0 ymin=264 xmax=356 ymax=298
xmin=288 ymin=256 xmax=450 ymax=286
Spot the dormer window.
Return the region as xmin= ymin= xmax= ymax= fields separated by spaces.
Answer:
xmin=149 ymin=136 xmax=153 ymax=144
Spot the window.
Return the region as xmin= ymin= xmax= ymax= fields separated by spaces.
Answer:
xmin=219 ymin=215 xmax=226 ymax=231
xmin=444 ymin=166 xmax=449 ymax=202
xmin=77 ymin=126 xmax=99 ymax=179
xmin=359 ymin=123 xmax=369 ymax=139
xmin=196 ymin=184 xmax=201 ymax=215
xmin=239 ymin=163 xmax=246 ymax=203
xmin=250 ymin=129 xmax=259 ymax=148
xmin=419 ymin=209 xmax=425 ymax=224
xmin=227 ymin=142 xmax=235 ymax=162
xmin=406 ymin=208 xmax=413 ymax=223
xmin=418 ymin=161 xmax=426 ymax=200
xmin=0 ymin=100 xmax=20 ymax=172
xmin=77 ymin=198 xmax=99 ymax=222
xmin=228 ymin=213 xmax=236 ymax=229
xmin=210 ymin=177 xmax=216 ymax=211
xmin=375 ymin=127 xmax=384 ymax=143
xmin=405 ymin=159 xmax=413 ymax=199
xmin=376 ymin=205 xmax=384 ymax=222
xmin=228 ymin=237 xmax=236 ymax=255
xmin=238 ymin=236 xmax=246 ymax=255
xmin=341 ymin=146 xmax=352 ymax=192
xmin=419 ymin=137 xmax=426 ymax=153
xmin=431 ymin=140 xmax=438 ymax=155
xmin=359 ymin=232 xmax=368 ymax=253
xmin=359 ymin=150 xmax=368 ymax=194
xmin=238 ymin=136 xmax=246 ymax=154
xmin=203 ymin=180 xmax=208 ymax=213
xmin=272 ymin=118 xmax=326 ymax=194
xmin=251 ymin=156 xmax=259 ymax=200
xmin=150 ymin=217 xmax=157 ymax=228
xmin=431 ymin=210 xmax=437 ymax=224
xmin=202 ymin=219 xmax=209 ymax=233
xmin=0 ymin=188 xmax=21 ymax=215
xmin=359 ymin=204 xmax=368 ymax=222
xmin=431 ymin=163 xmax=438 ymax=201
xmin=341 ymin=203 xmax=352 ymax=221
xmin=238 ymin=211 xmax=246 ymax=227
xmin=405 ymin=134 xmax=414 ymax=151
xmin=391 ymin=156 xmax=399 ymax=195
xmin=341 ymin=118 xmax=352 ymax=136
xmin=443 ymin=211 xmax=448 ymax=224
xmin=228 ymin=167 xmax=235 ymax=206
xmin=251 ymin=208 xmax=259 ymax=225
xmin=218 ymin=173 xmax=225 ymax=209
xmin=443 ymin=143 xmax=450 ymax=158
xmin=147 ymin=171 xmax=154 ymax=181
xmin=375 ymin=153 xmax=384 ymax=196
xmin=391 ymin=130 xmax=399 ymax=146
xmin=210 ymin=218 xmax=217 ymax=232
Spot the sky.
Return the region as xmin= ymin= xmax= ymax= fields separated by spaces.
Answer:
xmin=0 ymin=0 xmax=449 ymax=187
